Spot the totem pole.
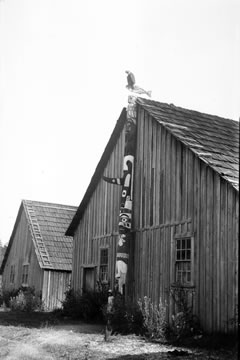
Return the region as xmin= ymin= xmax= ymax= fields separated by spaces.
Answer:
xmin=103 ymin=71 xmax=151 ymax=295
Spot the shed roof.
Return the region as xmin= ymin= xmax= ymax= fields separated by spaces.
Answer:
xmin=0 ymin=200 xmax=77 ymax=273
xmin=66 ymin=98 xmax=239 ymax=236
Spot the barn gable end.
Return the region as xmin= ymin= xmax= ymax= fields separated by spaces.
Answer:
xmin=68 ymin=97 xmax=239 ymax=334
xmin=1 ymin=200 xmax=77 ymax=310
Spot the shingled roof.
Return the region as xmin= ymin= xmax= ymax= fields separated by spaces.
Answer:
xmin=66 ymin=98 xmax=239 ymax=236
xmin=137 ymin=98 xmax=239 ymax=191
xmin=1 ymin=200 xmax=77 ymax=273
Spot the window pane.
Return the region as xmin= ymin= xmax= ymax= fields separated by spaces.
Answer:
xmin=100 ymin=248 xmax=108 ymax=282
xmin=100 ymin=249 xmax=108 ymax=265
xmin=174 ymin=237 xmax=192 ymax=284
xmin=100 ymin=265 xmax=108 ymax=282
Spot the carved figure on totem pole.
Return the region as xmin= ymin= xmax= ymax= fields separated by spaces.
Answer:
xmin=103 ymin=71 xmax=151 ymax=295
xmin=125 ymin=70 xmax=152 ymax=98
xmin=103 ymin=95 xmax=137 ymax=294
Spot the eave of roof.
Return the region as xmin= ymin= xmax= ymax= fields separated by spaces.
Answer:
xmin=65 ymin=107 xmax=127 ymax=236
xmin=0 ymin=203 xmax=24 ymax=274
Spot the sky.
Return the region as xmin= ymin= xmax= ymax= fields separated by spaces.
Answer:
xmin=0 ymin=0 xmax=239 ymax=245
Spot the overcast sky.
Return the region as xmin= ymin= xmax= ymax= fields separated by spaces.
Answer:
xmin=0 ymin=0 xmax=239 ymax=245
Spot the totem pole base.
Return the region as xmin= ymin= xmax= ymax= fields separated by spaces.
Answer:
xmin=104 ymin=290 xmax=114 ymax=342
xmin=104 ymin=319 xmax=112 ymax=342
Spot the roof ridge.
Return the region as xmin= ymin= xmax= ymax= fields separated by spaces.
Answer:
xmin=22 ymin=199 xmax=77 ymax=210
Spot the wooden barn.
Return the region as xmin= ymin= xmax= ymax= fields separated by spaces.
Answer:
xmin=66 ymin=97 xmax=239 ymax=334
xmin=0 ymin=200 xmax=77 ymax=310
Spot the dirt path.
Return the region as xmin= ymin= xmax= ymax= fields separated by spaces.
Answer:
xmin=0 ymin=323 xmax=237 ymax=360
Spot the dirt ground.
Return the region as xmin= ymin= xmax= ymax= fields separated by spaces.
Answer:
xmin=0 ymin=312 xmax=237 ymax=360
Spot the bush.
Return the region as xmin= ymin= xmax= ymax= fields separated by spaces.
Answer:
xmin=102 ymin=293 xmax=143 ymax=335
xmin=9 ymin=287 xmax=44 ymax=312
xmin=138 ymin=296 xmax=169 ymax=340
xmin=2 ymin=289 xmax=19 ymax=307
xmin=170 ymin=286 xmax=201 ymax=339
xmin=62 ymin=286 xmax=108 ymax=321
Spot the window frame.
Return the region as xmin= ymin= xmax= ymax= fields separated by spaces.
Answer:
xmin=99 ymin=247 xmax=109 ymax=283
xmin=10 ymin=264 xmax=15 ymax=284
xmin=171 ymin=233 xmax=194 ymax=287
xmin=22 ymin=263 xmax=29 ymax=286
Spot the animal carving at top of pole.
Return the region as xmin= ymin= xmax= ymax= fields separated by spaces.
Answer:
xmin=125 ymin=70 xmax=152 ymax=98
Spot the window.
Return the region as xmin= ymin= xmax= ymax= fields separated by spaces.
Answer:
xmin=99 ymin=248 xmax=108 ymax=282
xmin=22 ymin=264 xmax=29 ymax=285
xmin=174 ymin=237 xmax=193 ymax=285
xmin=10 ymin=265 xmax=15 ymax=284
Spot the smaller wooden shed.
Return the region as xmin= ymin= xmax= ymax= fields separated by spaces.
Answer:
xmin=0 ymin=200 xmax=77 ymax=310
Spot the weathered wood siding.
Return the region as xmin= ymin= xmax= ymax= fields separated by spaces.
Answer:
xmin=2 ymin=207 xmax=43 ymax=292
xmin=72 ymin=127 xmax=126 ymax=292
xmin=133 ymin=108 xmax=238 ymax=333
xmin=42 ymin=270 xmax=71 ymax=310
xmin=72 ymin=106 xmax=238 ymax=334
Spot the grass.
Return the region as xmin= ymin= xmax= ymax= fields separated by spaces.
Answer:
xmin=0 ymin=310 xmax=238 ymax=360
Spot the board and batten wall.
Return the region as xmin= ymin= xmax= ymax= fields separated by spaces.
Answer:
xmin=71 ymin=125 xmax=126 ymax=292
xmin=71 ymin=106 xmax=238 ymax=334
xmin=2 ymin=207 xmax=43 ymax=293
xmin=133 ymin=108 xmax=238 ymax=333
xmin=42 ymin=270 xmax=71 ymax=310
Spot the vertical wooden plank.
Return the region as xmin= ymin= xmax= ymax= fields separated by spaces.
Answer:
xmin=181 ymin=145 xmax=187 ymax=219
xmin=220 ymin=179 xmax=227 ymax=332
xmin=166 ymin=225 xmax=171 ymax=308
xmin=152 ymin=229 xmax=157 ymax=303
xmin=206 ymin=167 xmax=213 ymax=331
xmin=193 ymin=155 xmax=200 ymax=320
xmin=165 ymin=132 xmax=171 ymax=223
xmin=227 ymin=186 xmax=233 ymax=332
xmin=139 ymin=109 xmax=145 ymax=230
xmin=152 ymin=120 xmax=157 ymax=226
xmin=212 ymin=172 xmax=221 ymax=331
xmin=199 ymin=162 xmax=207 ymax=329
xmin=149 ymin=117 xmax=154 ymax=227
xmin=136 ymin=232 xmax=140 ymax=299
xmin=184 ymin=147 xmax=188 ymax=220
xmin=161 ymin=127 xmax=166 ymax=224
xmin=171 ymin=137 xmax=176 ymax=222
xmin=187 ymin=151 xmax=194 ymax=222
xmin=144 ymin=112 xmax=150 ymax=227
xmin=175 ymin=141 xmax=181 ymax=222
xmin=156 ymin=124 xmax=162 ymax=226
xmin=159 ymin=227 xmax=164 ymax=301
xmin=234 ymin=194 xmax=239 ymax=332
